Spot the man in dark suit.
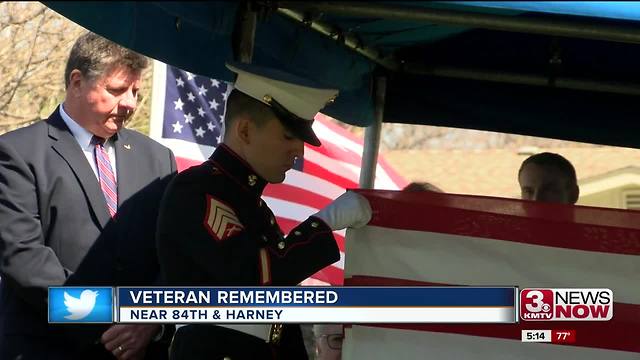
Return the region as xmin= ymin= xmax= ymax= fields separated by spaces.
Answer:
xmin=0 ymin=32 xmax=176 ymax=359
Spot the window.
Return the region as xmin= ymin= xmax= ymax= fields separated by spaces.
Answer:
xmin=622 ymin=190 xmax=640 ymax=210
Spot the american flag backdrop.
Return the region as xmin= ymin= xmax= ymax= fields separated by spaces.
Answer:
xmin=149 ymin=61 xmax=407 ymax=285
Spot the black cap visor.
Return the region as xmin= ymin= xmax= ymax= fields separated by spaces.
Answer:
xmin=267 ymin=96 xmax=321 ymax=146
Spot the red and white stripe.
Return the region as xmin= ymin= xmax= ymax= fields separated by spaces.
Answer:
xmin=343 ymin=190 xmax=640 ymax=359
xmin=150 ymin=62 xmax=406 ymax=285
xmin=95 ymin=143 xmax=118 ymax=217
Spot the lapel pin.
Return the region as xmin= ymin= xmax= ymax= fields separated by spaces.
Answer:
xmin=123 ymin=144 xmax=131 ymax=150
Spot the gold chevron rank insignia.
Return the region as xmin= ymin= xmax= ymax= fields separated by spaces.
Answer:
xmin=204 ymin=195 xmax=244 ymax=242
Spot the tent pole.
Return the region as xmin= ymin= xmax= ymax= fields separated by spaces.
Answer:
xmin=237 ymin=3 xmax=257 ymax=63
xmin=277 ymin=8 xmax=399 ymax=71
xmin=407 ymin=65 xmax=640 ymax=96
xmin=278 ymin=2 xmax=640 ymax=45
xmin=359 ymin=76 xmax=385 ymax=189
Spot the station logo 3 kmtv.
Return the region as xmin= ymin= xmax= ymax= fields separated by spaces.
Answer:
xmin=520 ymin=288 xmax=613 ymax=321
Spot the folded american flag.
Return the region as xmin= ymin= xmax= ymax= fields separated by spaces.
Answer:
xmin=344 ymin=190 xmax=640 ymax=359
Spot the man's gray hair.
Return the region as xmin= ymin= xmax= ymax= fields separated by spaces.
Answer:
xmin=64 ymin=32 xmax=148 ymax=88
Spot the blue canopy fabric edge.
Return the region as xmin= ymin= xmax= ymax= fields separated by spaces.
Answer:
xmin=448 ymin=1 xmax=640 ymax=22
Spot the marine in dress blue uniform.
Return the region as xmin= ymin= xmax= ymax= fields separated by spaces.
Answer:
xmin=157 ymin=62 xmax=371 ymax=360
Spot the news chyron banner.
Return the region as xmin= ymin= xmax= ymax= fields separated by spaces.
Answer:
xmin=48 ymin=286 xmax=518 ymax=324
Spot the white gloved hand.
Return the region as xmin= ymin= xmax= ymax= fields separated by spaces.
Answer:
xmin=313 ymin=191 xmax=372 ymax=231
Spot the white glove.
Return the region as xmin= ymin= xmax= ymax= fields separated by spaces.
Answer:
xmin=313 ymin=191 xmax=372 ymax=231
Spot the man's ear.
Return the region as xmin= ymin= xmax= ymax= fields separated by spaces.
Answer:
xmin=67 ymin=69 xmax=85 ymax=97
xmin=235 ymin=115 xmax=251 ymax=145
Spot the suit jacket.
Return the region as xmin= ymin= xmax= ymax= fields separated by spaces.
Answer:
xmin=0 ymin=107 xmax=177 ymax=359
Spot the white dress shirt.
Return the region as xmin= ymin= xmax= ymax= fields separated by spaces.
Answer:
xmin=59 ymin=104 xmax=117 ymax=181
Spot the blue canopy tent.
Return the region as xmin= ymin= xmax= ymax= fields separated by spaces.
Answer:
xmin=44 ymin=1 xmax=640 ymax=186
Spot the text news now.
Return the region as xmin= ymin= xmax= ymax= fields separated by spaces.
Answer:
xmin=48 ymin=286 xmax=518 ymax=324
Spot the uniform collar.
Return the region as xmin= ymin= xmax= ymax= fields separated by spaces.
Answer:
xmin=209 ymin=144 xmax=268 ymax=197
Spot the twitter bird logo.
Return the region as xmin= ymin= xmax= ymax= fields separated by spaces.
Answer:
xmin=49 ymin=287 xmax=113 ymax=323
xmin=63 ymin=289 xmax=99 ymax=320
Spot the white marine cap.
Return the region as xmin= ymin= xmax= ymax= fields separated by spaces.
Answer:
xmin=226 ymin=61 xmax=338 ymax=146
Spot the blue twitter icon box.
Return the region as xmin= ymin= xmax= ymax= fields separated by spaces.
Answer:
xmin=48 ymin=287 xmax=114 ymax=323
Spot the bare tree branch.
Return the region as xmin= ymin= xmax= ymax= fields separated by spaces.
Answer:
xmin=0 ymin=3 xmax=84 ymax=132
xmin=0 ymin=10 xmax=45 ymax=110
